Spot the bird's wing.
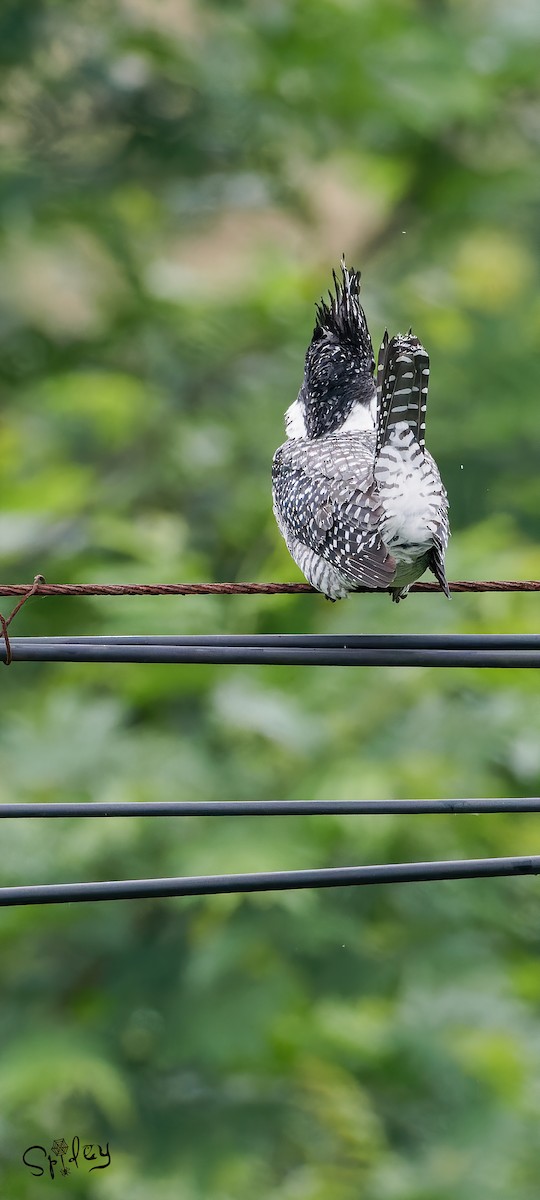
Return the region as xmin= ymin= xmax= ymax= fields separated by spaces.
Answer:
xmin=272 ymin=434 xmax=397 ymax=589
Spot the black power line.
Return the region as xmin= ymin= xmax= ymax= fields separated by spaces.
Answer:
xmin=14 ymin=635 xmax=540 ymax=648
xmin=3 ymin=635 xmax=539 ymax=902
xmin=4 ymin=635 xmax=540 ymax=667
xmin=1 ymin=799 xmax=540 ymax=818
xmin=2 ymin=855 xmax=540 ymax=907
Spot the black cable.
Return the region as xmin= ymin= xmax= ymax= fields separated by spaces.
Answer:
xmin=2 ymin=855 xmax=540 ymax=906
xmin=4 ymin=640 xmax=540 ymax=667
xmin=1 ymin=799 xmax=540 ymax=818
xmin=14 ymin=635 xmax=540 ymax=649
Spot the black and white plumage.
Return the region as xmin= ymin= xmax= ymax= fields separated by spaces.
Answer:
xmin=272 ymin=262 xmax=450 ymax=601
xmin=374 ymin=331 xmax=450 ymax=600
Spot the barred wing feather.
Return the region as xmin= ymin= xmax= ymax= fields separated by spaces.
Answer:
xmin=272 ymin=435 xmax=397 ymax=590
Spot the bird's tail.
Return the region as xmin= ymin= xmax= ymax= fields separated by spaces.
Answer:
xmin=375 ymin=331 xmax=429 ymax=456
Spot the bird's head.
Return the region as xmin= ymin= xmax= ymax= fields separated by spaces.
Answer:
xmin=286 ymin=260 xmax=376 ymax=440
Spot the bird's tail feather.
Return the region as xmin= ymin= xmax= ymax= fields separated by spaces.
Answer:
xmin=376 ymin=332 xmax=429 ymax=456
xmin=429 ymin=542 xmax=451 ymax=599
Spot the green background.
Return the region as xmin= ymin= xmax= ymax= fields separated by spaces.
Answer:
xmin=1 ymin=1 xmax=540 ymax=1196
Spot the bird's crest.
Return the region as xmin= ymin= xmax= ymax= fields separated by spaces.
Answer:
xmin=313 ymin=257 xmax=375 ymax=372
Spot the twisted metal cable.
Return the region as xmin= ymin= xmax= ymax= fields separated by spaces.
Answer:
xmin=1 ymin=580 xmax=540 ymax=597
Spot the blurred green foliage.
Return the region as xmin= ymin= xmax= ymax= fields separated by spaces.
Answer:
xmin=1 ymin=0 xmax=540 ymax=1196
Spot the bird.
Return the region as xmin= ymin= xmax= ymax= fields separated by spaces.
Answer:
xmin=272 ymin=261 xmax=449 ymax=602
